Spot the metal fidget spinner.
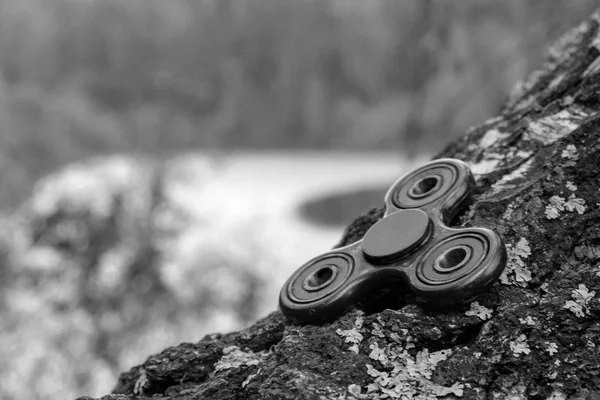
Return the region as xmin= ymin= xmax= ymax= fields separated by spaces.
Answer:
xmin=279 ymin=158 xmax=507 ymax=323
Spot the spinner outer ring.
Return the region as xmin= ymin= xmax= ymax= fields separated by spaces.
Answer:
xmin=411 ymin=229 xmax=507 ymax=305
xmin=283 ymin=252 xmax=355 ymax=305
xmin=415 ymin=233 xmax=488 ymax=285
xmin=391 ymin=160 xmax=460 ymax=209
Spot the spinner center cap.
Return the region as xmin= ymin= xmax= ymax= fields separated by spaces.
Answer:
xmin=362 ymin=209 xmax=431 ymax=264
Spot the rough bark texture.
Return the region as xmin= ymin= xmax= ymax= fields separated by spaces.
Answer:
xmin=78 ymin=12 xmax=600 ymax=400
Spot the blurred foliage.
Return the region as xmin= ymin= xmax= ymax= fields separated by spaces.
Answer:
xmin=0 ymin=0 xmax=598 ymax=207
xmin=0 ymin=157 xmax=273 ymax=399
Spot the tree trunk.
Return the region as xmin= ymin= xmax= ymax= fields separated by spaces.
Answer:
xmin=78 ymin=13 xmax=600 ymax=400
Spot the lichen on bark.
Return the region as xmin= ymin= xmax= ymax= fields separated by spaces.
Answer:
xmin=78 ymin=11 xmax=600 ymax=400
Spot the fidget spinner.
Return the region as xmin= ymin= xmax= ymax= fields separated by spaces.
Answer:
xmin=279 ymin=158 xmax=507 ymax=323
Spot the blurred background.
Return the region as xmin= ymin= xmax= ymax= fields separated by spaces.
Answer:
xmin=0 ymin=0 xmax=596 ymax=399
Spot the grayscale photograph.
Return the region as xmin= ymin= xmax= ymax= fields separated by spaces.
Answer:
xmin=0 ymin=1 xmax=599 ymax=399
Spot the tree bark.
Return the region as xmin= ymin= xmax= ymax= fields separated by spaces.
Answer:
xmin=78 ymin=12 xmax=600 ymax=400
